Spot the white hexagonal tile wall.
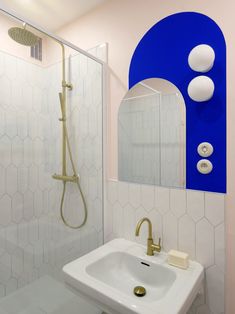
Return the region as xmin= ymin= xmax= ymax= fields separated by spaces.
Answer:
xmin=112 ymin=202 xmax=123 ymax=236
xmin=28 ymin=112 xmax=40 ymax=139
xmin=12 ymin=192 xmax=23 ymax=224
xmin=23 ymin=191 xmax=34 ymax=221
xmin=22 ymin=85 xmax=33 ymax=112
xmin=205 ymin=193 xmax=224 ymax=226
xmin=28 ymin=165 xmax=38 ymax=192
xmin=140 ymin=184 xmax=154 ymax=212
xmin=123 ymin=203 xmax=135 ymax=241
xmin=0 ymin=228 xmax=6 ymax=255
xmin=0 ymin=136 xmax=11 ymax=167
xmin=92 ymin=198 xmax=103 ymax=233
xmin=34 ymin=191 xmax=43 ymax=218
xmin=6 ymin=165 xmax=17 ymax=196
xmin=129 ymin=183 xmax=141 ymax=209
xmin=16 ymin=111 xmax=28 ymax=139
xmin=187 ymin=190 xmax=205 ymax=222
xmin=11 ymin=136 xmax=23 ymax=167
xmin=170 ymin=189 xmax=186 ymax=218
xmin=17 ymin=166 xmax=28 ymax=194
xmin=162 ymin=211 xmax=178 ymax=252
xmin=0 ymin=253 xmax=11 ymax=283
xmin=11 ymin=79 xmax=23 ymax=108
xmin=155 ymin=187 xmax=170 ymax=215
xmin=196 ymin=218 xmax=214 ymax=268
xmin=0 ymin=195 xmax=11 ymax=226
xmin=88 ymin=168 xmax=98 ymax=201
xmin=0 ymin=167 xmax=5 ymax=197
xmin=5 ymin=278 xmax=18 ymax=295
xmin=23 ymin=138 xmax=33 ymax=166
xmin=215 ymin=223 xmax=225 ymax=273
xmin=0 ymin=76 xmax=11 ymax=107
xmin=12 ymin=247 xmax=24 ymax=277
xmin=178 ymin=215 xmax=196 ymax=259
xmin=5 ymin=55 xmax=17 ymax=80
xmin=32 ymin=139 xmax=43 ymax=166
xmin=0 ymin=109 xmax=5 ymax=137
xmin=0 ymin=52 xmax=5 ymax=77
xmin=206 ymin=265 xmax=224 ymax=313
xmin=5 ymin=223 xmax=18 ymax=254
xmin=32 ymin=86 xmax=42 ymax=113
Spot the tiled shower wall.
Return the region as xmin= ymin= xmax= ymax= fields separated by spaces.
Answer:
xmin=105 ymin=180 xmax=225 ymax=314
xmin=0 ymin=49 xmax=103 ymax=297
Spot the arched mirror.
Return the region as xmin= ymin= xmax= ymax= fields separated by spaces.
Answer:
xmin=118 ymin=78 xmax=186 ymax=188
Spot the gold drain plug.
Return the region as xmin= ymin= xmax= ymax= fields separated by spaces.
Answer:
xmin=133 ymin=286 xmax=146 ymax=297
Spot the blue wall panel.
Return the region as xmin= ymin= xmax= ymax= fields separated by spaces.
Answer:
xmin=129 ymin=12 xmax=226 ymax=193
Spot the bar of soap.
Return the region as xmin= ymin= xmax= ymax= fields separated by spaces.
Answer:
xmin=168 ymin=249 xmax=189 ymax=269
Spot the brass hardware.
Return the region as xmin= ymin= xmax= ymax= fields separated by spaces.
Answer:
xmin=54 ymin=45 xmax=87 ymax=229
xmin=66 ymin=83 xmax=73 ymax=90
xmin=50 ymin=43 xmax=86 ymax=229
xmin=135 ymin=217 xmax=161 ymax=256
xmin=9 ymin=24 xmax=86 ymax=229
xmin=133 ymin=286 xmax=146 ymax=297
xmin=62 ymin=80 xmax=73 ymax=90
xmin=52 ymin=174 xmax=79 ymax=183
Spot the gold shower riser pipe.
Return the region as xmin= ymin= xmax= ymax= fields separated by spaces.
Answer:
xmin=58 ymin=43 xmax=72 ymax=177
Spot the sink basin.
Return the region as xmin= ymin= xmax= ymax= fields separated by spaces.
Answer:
xmin=86 ymin=251 xmax=176 ymax=302
xmin=63 ymin=239 xmax=204 ymax=314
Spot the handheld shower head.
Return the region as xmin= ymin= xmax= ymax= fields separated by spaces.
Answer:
xmin=8 ymin=23 xmax=39 ymax=47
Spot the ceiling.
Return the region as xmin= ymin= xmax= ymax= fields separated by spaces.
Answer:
xmin=0 ymin=0 xmax=108 ymax=31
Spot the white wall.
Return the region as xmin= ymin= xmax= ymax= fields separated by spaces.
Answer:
xmin=55 ymin=1 xmax=235 ymax=313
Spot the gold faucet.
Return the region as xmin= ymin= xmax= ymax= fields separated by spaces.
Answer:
xmin=135 ymin=217 xmax=161 ymax=256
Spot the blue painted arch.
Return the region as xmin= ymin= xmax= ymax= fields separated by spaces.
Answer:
xmin=129 ymin=12 xmax=226 ymax=193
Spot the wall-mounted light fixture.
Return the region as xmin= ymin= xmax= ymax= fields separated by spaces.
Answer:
xmin=188 ymin=44 xmax=215 ymax=72
xmin=188 ymin=76 xmax=215 ymax=102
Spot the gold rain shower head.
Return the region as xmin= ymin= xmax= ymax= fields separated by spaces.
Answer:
xmin=8 ymin=23 xmax=39 ymax=47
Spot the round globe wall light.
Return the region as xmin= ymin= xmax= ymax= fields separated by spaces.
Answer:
xmin=188 ymin=76 xmax=215 ymax=102
xmin=188 ymin=44 xmax=215 ymax=73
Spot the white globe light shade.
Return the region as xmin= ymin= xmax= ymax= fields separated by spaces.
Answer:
xmin=188 ymin=76 xmax=215 ymax=102
xmin=188 ymin=44 xmax=215 ymax=73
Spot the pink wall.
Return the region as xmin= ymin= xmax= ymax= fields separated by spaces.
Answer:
xmin=0 ymin=12 xmax=72 ymax=68
xmin=55 ymin=0 xmax=235 ymax=312
xmin=0 ymin=13 xmax=49 ymax=66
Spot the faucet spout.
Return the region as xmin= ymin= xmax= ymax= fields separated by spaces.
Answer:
xmin=135 ymin=217 xmax=152 ymax=238
xmin=135 ymin=217 xmax=161 ymax=256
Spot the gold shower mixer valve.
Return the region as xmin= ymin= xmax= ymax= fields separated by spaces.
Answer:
xmin=62 ymin=80 xmax=73 ymax=90
xmin=52 ymin=173 xmax=79 ymax=183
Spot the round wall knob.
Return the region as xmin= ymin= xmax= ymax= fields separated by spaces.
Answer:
xmin=197 ymin=159 xmax=213 ymax=174
xmin=188 ymin=76 xmax=214 ymax=102
xmin=188 ymin=44 xmax=215 ymax=73
xmin=197 ymin=142 xmax=214 ymax=157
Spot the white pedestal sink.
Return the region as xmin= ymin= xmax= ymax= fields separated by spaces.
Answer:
xmin=63 ymin=239 xmax=204 ymax=314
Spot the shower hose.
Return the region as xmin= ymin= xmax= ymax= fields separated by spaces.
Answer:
xmin=59 ymin=93 xmax=88 ymax=229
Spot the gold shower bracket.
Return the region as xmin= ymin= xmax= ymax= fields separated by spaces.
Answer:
xmin=62 ymin=80 xmax=73 ymax=90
